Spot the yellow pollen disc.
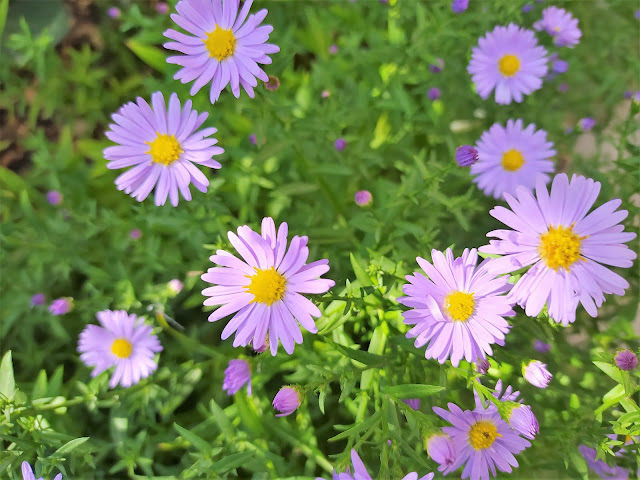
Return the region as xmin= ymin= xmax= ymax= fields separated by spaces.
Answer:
xmin=203 ymin=26 xmax=236 ymax=61
xmin=469 ymin=420 xmax=501 ymax=450
xmin=444 ymin=291 xmax=475 ymax=322
xmin=146 ymin=133 xmax=183 ymax=166
xmin=498 ymin=54 xmax=520 ymax=76
xmin=554 ymin=26 xmax=561 ymax=32
xmin=501 ymin=149 xmax=525 ymax=172
xmin=247 ymin=267 xmax=286 ymax=305
xmin=111 ymin=338 xmax=133 ymax=359
xmin=539 ymin=225 xmax=585 ymax=271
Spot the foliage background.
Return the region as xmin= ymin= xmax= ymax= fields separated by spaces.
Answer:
xmin=1 ymin=0 xmax=639 ymax=478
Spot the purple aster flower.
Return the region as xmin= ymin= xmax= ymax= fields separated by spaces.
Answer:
xmin=78 ymin=310 xmax=163 ymax=389
xmin=428 ymin=87 xmax=441 ymax=101
xmin=579 ymin=445 xmax=629 ymax=480
xmin=130 ymin=228 xmax=142 ymax=239
xmin=46 ymin=190 xmax=62 ymax=205
xmin=534 ymin=7 xmax=582 ymax=48
xmin=429 ymin=58 xmax=445 ymax=73
xmin=21 ymin=462 xmax=62 ymax=480
xmin=273 ymin=386 xmax=301 ymax=417
xmin=201 ymin=217 xmax=335 ymax=355
xmin=455 ymin=145 xmax=479 ymax=167
xmin=329 ymin=44 xmax=338 ymax=54
xmin=403 ymin=398 xmax=421 ymax=410
xmin=508 ymin=404 xmax=539 ymax=440
xmin=523 ymin=360 xmax=552 ymax=388
xmin=402 ymin=474 xmax=434 ymax=480
xmin=107 ymin=6 xmax=120 ymax=19
xmin=451 ymin=0 xmax=469 ymax=14
xmin=579 ymin=117 xmax=596 ymax=131
xmin=522 ymin=4 xmax=533 ymax=13
xmin=614 ymin=349 xmax=638 ymax=371
xmin=249 ymin=133 xmax=257 ymax=145
xmin=321 ymin=89 xmax=331 ymax=98
xmin=317 ymin=449 xmax=434 ymax=480
xmin=558 ymin=83 xmax=569 ymax=92
xmin=471 ymin=119 xmax=556 ymax=199
xmin=636 ymin=10 xmax=640 ymax=20
xmin=480 ymin=174 xmax=637 ymax=325
xmin=427 ymin=433 xmax=457 ymax=474
xmin=334 ymin=138 xmax=347 ymax=151
xmin=163 ymin=0 xmax=280 ymax=104
xmin=552 ymin=59 xmax=569 ymax=73
xmin=264 ymin=74 xmax=280 ymax=91
xmin=223 ymin=359 xmax=252 ymax=395
xmin=398 ymin=248 xmax=514 ymax=367
xmin=168 ymin=279 xmax=184 ymax=294
xmin=354 ymin=190 xmax=372 ymax=207
xmin=104 ymin=92 xmax=223 ymax=206
xmin=434 ymin=402 xmax=530 ymax=480
xmin=31 ymin=293 xmax=46 ymax=307
xmin=476 ymin=358 xmax=490 ymax=374
xmin=49 ymin=297 xmax=73 ymax=315
xmin=468 ymin=24 xmax=548 ymax=105
xmin=156 ymin=2 xmax=169 ymax=14
xmin=623 ymin=90 xmax=633 ymax=99
xmin=533 ymin=339 xmax=551 ymax=353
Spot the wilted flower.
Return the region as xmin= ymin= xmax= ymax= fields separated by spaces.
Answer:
xmin=201 ymin=217 xmax=335 ymax=355
xmin=107 ymin=6 xmax=120 ymax=19
xmin=508 ymin=404 xmax=539 ymax=440
xmin=468 ymin=24 xmax=548 ymax=104
xmin=21 ymin=462 xmax=62 ymax=480
xmin=533 ymin=339 xmax=551 ymax=353
xmin=264 ymin=75 xmax=280 ymax=91
xmin=427 ymin=433 xmax=457 ymax=474
xmin=334 ymin=138 xmax=347 ymax=151
xmin=399 ymin=248 xmax=514 ymax=367
xmin=455 ymin=145 xmax=479 ymax=167
xmin=481 ymin=174 xmax=636 ymax=325
xmin=354 ymin=190 xmax=373 ymax=207
xmin=273 ymin=386 xmax=301 ymax=417
xmin=223 ymin=359 xmax=252 ymax=395
xmin=451 ymin=0 xmax=469 ymax=14
xmin=164 ymin=0 xmax=280 ymax=104
xmin=579 ymin=117 xmax=596 ymax=131
xmin=130 ymin=228 xmax=142 ymax=240
xmin=49 ymin=297 xmax=73 ymax=315
xmin=614 ymin=349 xmax=638 ymax=371
xmin=46 ymin=190 xmax=63 ymax=206
xmin=534 ymin=6 xmax=582 ymax=48
xmin=471 ymin=119 xmax=555 ymax=199
xmin=78 ymin=310 xmax=163 ymax=389
xmin=427 ymin=87 xmax=440 ymax=101
xmin=104 ymin=92 xmax=223 ymax=206
xmin=31 ymin=293 xmax=46 ymax=307
xmin=523 ymin=360 xmax=552 ymax=388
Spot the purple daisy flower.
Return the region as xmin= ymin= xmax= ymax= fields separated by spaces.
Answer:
xmin=468 ymin=24 xmax=548 ymax=105
xmin=428 ymin=87 xmax=441 ymax=101
xmin=579 ymin=117 xmax=596 ymax=131
xmin=534 ymin=6 xmax=582 ymax=48
xmin=451 ymin=0 xmax=469 ymax=14
xmin=49 ymin=297 xmax=73 ymax=315
xmin=130 ymin=228 xmax=142 ymax=239
xmin=334 ymin=138 xmax=347 ymax=151
xmin=316 ymin=450 xmax=434 ymax=480
xmin=46 ymin=190 xmax=63 ymax=205
xmin=578 ymin=445 xmax=629 ymax=480
xmin=471 ymin=119 xmax=556 ymax=199
xmin=31 ymin=293 xmax=46 ymax=307
xmin=523 ymin=360 xmax=552 ymax=388
xmin=508 ymin=404 xmax=539 ymax=440
xmin=104 ymin=92 xmax=223 ymax=206
xmin=552 ymin=59 xmax=569 ymax=73
xmin=398 ymin=248 xmax=514 ymax=367
xmin=455 ymin=145 xmax=479 ymax=167
xmin=480 ymin=174 xmax=637 ymax=325
xmin=21 ymin=462 xmax=62 ymax=480
xmin=273 ymin=386 xmax=301 ymax=417
xmin=354 ymin=190 xmax=373 ymax=206
xmin=614 ymin=349 xmax=638 ymax=371
xmin=201 ymin=217 xmax=335 ymax=355
xmin=533 ymin=339 xmax=551 ymax=353
xmin=78 ymin=310 xmax=163 ymax=389
xmin=163 ymin=0 xmax=280 ymax=104
xmin=107 ymin=6 xmax=120 ymax=19
xmin=434 ymin=402 xmax=530 ymax=480
xmin=427 ymin=433 xmax=457 ymax=474
xmin=223 ymin=359 xmax=252 ymax=395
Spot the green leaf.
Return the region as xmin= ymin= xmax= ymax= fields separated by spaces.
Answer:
xmin=0 ymin=0 xmax=9 ymax=45
xmin=361 ymin=322 xmax=389 ymax=390
xmin=0 ymin=351 xmax=15 ymax=401
xmin=349 ymin=253 xmax=373 ymax=286
xmin=326 ymin=339 xmax=385 ymax=367
xmin=173 ymin=423 xmax=211 ymax=454
xmin=32 ymin=370 xmax=48 ymax=400
xmin=382 ymin=384 xmax=445 ymax=398
xmin=126 ymin=39 xmax=169 ymax=73
xmin=213 ymin=451 xmax=256 ymax=473
xmin=52 ymin=437 xmax=90 ymax=456
xmin=593 ymin=361 xmax=623 ymax=383
xmin=329 ymin=410 xmax=382 ymax=442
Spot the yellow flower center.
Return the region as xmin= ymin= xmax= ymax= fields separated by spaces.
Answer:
xmin=203 ymin=26 xmax=236 ymax=61
xmin=539 ymin=225 xmax=585 ymax=271
xmin=247 ymin=267 xmax=286 ymax=305
xmin=146 ymin=133 xmax=183 ymax=166
xmin=111 ymin=338 xmax=133 ymax=359
xmin=443 ymin=291 xmax=475 ymax=322
xmin=501 ymin=149 xmax=525 ymax=172
xmin=498 ymin=54 xmax=520 ymax=77
xmin=469 ymin=420 xmax=501 ymax=450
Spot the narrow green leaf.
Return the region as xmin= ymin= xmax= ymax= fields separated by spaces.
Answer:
xmin=173 ymin=423 xmax=211 ymax=453
xmin=32 ymin=370 xmax=48 ymax=400
xmin=349 ymin=253 xmax=373 ymax=286
xmin=126 ymin=39 xmax=169 ymax=73
xmin=0 ymin=0 xmax=9 ymax=46
xmin=382 ymin=384 xmax=445 ymax=398
xmin=329 ymin=410 xmax=382 ymax=442
xmin=52 ymin=437 xmax=90 ymax=456
xmin=213 ymin=451 xmax=256 ymax=473
xmin=0 ymin=351 xmax=15 ymax=401
xmin=209 ymin=399 xmax=233 ymax=437
xmin=593 ymin=361 xmax=623 ymax=383
xmin=326 ymin=339 xmax=385 ymax=367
